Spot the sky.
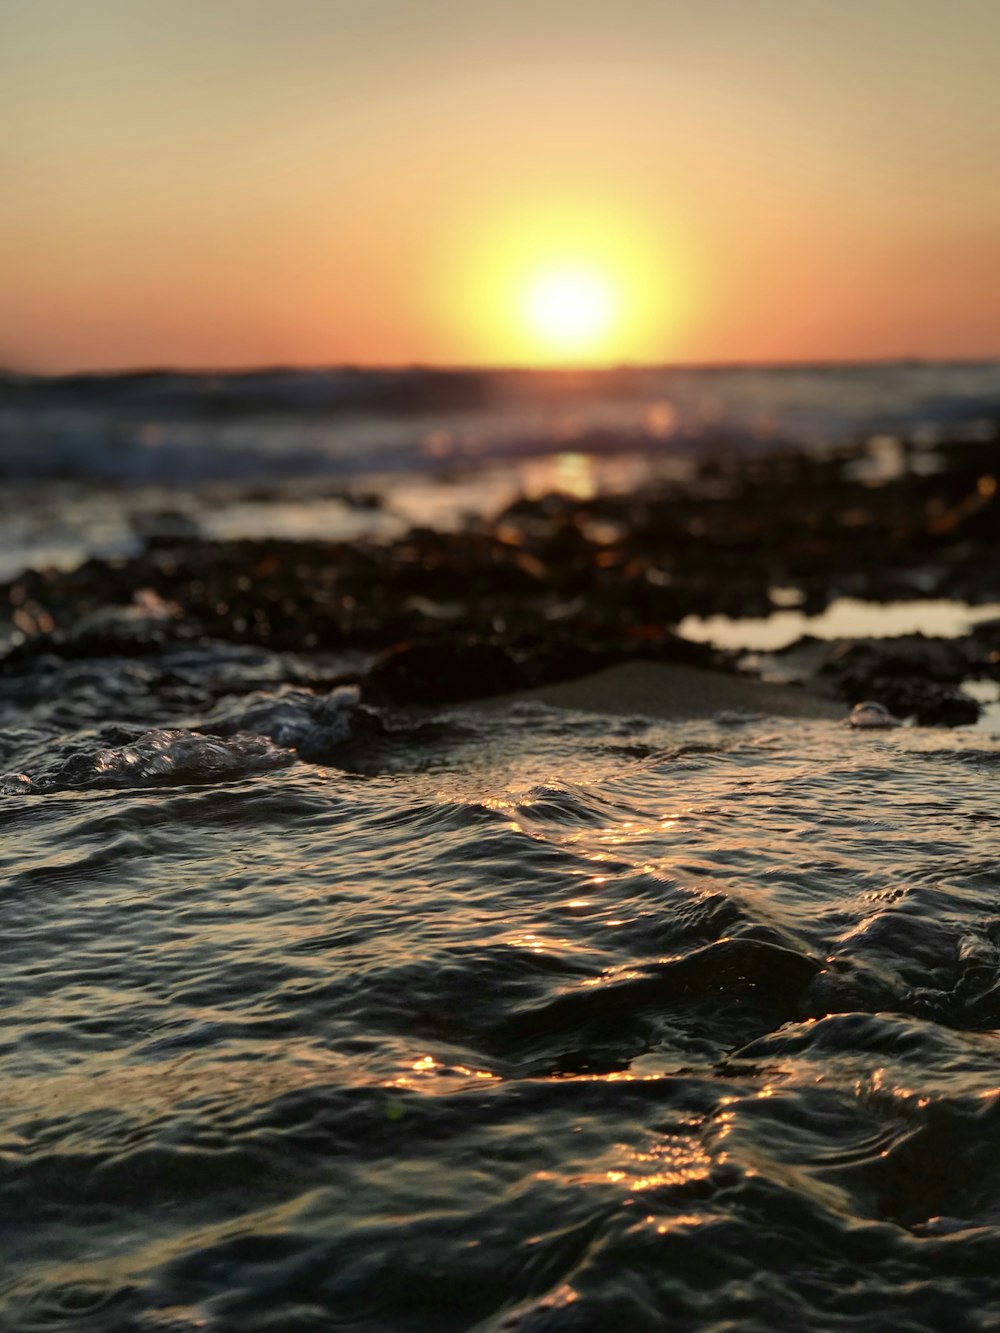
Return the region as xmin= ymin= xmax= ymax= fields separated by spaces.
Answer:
xmin=2 ymin=0 xmax=999 ymax=371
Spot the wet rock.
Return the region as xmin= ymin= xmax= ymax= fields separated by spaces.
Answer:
xmin=825 ymin=634 xmax=986 ymax=688
xmin=367 ymin=639 xmax=522 ymax=704
xmin=203 ymin=683 xmax=380 ymax=762
xmin=820 ymin=635 xmax=992 ymax=727
xmin=862 ymin=680 xmax=980 ymax=727
xmin=2 ymin=425 xmax=997 ymax=711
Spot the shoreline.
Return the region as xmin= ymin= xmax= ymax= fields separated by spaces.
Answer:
xmin=471 ymin=659 xmax=843 ymax=723
xmin=2 ymin=423 xmax=996 ymax=728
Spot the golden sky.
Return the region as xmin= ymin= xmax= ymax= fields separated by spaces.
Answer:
xmin=2 ymin=0 xmax=999 ymax=371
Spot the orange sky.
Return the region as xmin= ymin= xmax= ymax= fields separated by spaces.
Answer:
xmin=2 ymin=0 xmax=999 ymax=371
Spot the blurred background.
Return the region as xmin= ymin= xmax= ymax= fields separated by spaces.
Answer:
xmin=2 ymin=1 xmax=998 ymax=705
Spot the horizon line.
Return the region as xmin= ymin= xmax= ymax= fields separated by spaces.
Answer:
xmin=5 ymin=354 xmax=1000 ymax=381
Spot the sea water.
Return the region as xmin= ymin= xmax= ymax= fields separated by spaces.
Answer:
xmin=2 ymin=654 xmax=999 ymax=1330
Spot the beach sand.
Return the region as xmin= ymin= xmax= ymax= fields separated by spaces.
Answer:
xmin=474 ymin=660 xmax=844 ymax=722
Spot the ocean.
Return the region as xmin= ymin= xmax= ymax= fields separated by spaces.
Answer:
xmin=2 ymin=685 xmax=1000 ymax=1329
xmin=2 ymin=362 xmax=1000 ymax=1329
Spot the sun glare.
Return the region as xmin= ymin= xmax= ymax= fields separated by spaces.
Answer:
xmin=440 ymin=199 xmax=693 ymax=366
xmin=523 ymin=269 xmax=617 ymax=358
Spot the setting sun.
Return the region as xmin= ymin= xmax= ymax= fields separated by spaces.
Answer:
xmin=522 ymin=269 xmax=618 ymax=359
xmin=438 ymin=199 xmax=693 ymax=367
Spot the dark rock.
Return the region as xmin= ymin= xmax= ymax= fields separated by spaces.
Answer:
xmin=845 ymin=677 xmax=979 ymax=727
xmin=3 ymin=424 xmax=997 ymax=712
xmin=367 ymin=639 xmax=522 ymax=704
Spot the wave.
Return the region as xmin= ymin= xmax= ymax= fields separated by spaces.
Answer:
xmin=2 ymin=362 xmax=998 ymax=485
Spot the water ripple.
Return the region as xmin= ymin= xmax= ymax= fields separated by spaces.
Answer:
xmin=1 ymin=692 xmax=999 ymax=1328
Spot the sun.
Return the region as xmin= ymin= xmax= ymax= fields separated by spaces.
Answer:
xmin=522 ymin=269 xmax=617 ymax=359
xmin=438 ymin=197 xmax=694 ymax=366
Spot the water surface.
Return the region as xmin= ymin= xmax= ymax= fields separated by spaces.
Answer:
xmin=3 ymin=659 xmax=999 ymax=1330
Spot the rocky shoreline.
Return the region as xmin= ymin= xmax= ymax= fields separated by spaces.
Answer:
xmin=3 ymin=427 xmax=997 ymax=726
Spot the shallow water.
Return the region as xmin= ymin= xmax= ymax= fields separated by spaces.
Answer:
xmin=2 ymin=649 xmax=1000 ymax=1330
xmin=678 ymin=597 xmax=1000 ymax=654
